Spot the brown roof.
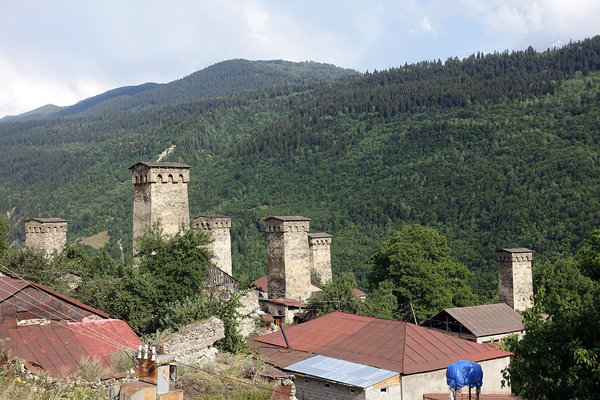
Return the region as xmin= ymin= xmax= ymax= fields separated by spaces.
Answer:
xmin=25 ymin=218 xmax=67 ymax=223
xmin=261 ymin=298 xmax=307 ymax=308
xmin=0 ymin=275 xmax=110 ymax=319
xmin=264 ymin=216 xmax=310 ymax=222
xmin=250 ymin=311 xmax=512 ymax=375
xmin=252 ymin=275 xmax=268 ymax=292
xmin=424 ymin=303 xmax=524 ymax=337
xmin=129 ymin=162 xmax=191 ymax=169
xmin=0 ymin=319 xmax=141 ymax=377
xmin=253 ymin=275 xmax=362 ymax=298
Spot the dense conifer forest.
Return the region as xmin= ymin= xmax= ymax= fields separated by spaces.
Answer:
xmin=2 ymin=37 xmax=600 ymax=299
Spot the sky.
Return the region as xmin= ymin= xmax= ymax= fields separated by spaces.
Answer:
xmin=1 ymin=0 xmax=600 ymax=118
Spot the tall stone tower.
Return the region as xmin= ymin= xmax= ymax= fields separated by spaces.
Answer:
xmin=308 ymin=233 xmax=332 ymax=284
xmin=265 ymin=216 xmax=311 ymax=300
xmin=497 ymin=248 xmax=534 ymax=312
xmin=130 ymin=162 xmax=191 ymax=244
xmin=24 ymin=218 xmax=67 ymax=254
xmin=193 ymin=215 xmax=232 ymax=276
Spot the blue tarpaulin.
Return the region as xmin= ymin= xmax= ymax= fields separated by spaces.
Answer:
xmin=446 ymin=360 xmax=483 ymax=389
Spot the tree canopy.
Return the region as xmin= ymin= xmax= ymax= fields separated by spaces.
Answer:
xmin=504 ymin=230 xmax=600 ymax=399
xmin=368 ymin=225 xmax=475 ymax=323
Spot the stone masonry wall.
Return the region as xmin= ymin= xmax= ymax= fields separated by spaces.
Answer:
xmin=308 ymin=233 xmax=332 ymax=284
xmin=266 ymin=217 xmax=311 ymax=301
xmin=131 ymin=164 xmax=190 ymax=246
xmin=24 ymin=219 xmax=67 ymax=254
xmin=194 ymin=216 xmax=232 ymax=276
xmin=158 ymin=317 xmax=224 ymax=365
xmin=497 ymin=249 xmax=533 ymax=311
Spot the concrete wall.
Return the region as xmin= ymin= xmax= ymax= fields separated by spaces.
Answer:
xmin=401 ymin=357 xmax=512 ymax=400
xmin=265 ymin=217 xmax=311 ymax=301
xmin=365 ymin=382 xmax=402 ymax=399
xmin=308 ymin=233 xmax=332 ymax=284
xmin=194 ymin=215 xmax=232 ymax=275
xmin=498 ymin=249 xmax=533 ymax=311
xmin=131 ymin=164 xmax=190 ymax=246
xmin=24 ymin=219 xmax=67 ymax=254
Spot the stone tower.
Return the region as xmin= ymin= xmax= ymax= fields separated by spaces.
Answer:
xmin=265 ymin=216 xmax=311 ymax=300
xmin=24 ymin=218 xmax=67 ymax=254
xmin=193 ymin=215 xmax=232 ymax=276
xmin=130 ymin=162 xmax=191 ymax=244
xmin=308 ymin=233 xmax=332 ymax=284
xmin=497 ymin=248 xmax=534 ymax=312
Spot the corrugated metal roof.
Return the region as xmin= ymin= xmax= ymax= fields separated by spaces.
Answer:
xmin=0 ymin=319 xmax=141 ymax=377
xmin=250 ymin=311 xmax=512 ymax=375
xmin=284 ymin=355 xmax=398 ymax=388
xmin=0 ymin=276 xmax=110 ymax=319
xmin=436 ymin=303 xmax=524 ymax=337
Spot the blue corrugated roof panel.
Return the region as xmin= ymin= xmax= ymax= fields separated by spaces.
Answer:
xmin=284 ymin=355 xmax=398 ymax=388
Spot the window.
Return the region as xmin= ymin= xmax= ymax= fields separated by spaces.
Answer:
xmin=349 ymin=388 xmax=356 ymax=393
xmin=324 ymin=383 xmax=330 ymax=388
xmin=380 ymin=388 xmax=387 ymax=393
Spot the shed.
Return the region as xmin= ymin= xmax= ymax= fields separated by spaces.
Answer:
xmin=421 ymin=303 xmax=524 ymax=343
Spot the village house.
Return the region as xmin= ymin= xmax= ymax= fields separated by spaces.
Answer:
xmin=0 ymin=273 xmax=140 ymax=377
xmin=250 ymin=311 xmax=516 ymax=400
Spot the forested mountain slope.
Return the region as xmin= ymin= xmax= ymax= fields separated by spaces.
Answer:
xmin=2 ymin=38 xmax=600 ymax=298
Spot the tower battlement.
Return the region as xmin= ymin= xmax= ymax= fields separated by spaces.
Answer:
xmin=130 ymin=162 xmax=191 ymax=246
xmin=193 ymin=215 xmax=232 ymax=276
xmin=308 ymin=233 xmax=333 ymax=284
xmin=497 ymin=248 xmax=534 ymax=312
xmin=265 ymin=216 xmax=311 ymax=301
xmin=25 ymin=218 xmax=67 ymax=254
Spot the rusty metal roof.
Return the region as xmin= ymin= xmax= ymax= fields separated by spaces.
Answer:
xmin=250 ymin=311 xmax=512 ymax=375
xmin=0 ymin=275 xmax=110 ymax=319
xmin=0 ymin=319 xmax=141 ymax=377
xmin=424 ymin=303 xmax=524 ymax=337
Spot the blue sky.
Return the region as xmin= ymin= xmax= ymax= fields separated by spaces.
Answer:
xmin=1 ymin=0 xmax=599 ymax=118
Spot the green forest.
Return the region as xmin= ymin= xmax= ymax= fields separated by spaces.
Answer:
xmin=2 ymin=37 xmax=600 ymax=302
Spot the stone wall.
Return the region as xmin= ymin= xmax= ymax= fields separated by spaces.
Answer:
xmin=294 ymin=376 xmax=366 ymax=400
xmin=194 ymin=215 xmax=232 ymax=276
xmin=131 ymin=163 xmax=190 ymax=247
xmin=236 ymin=289 xmax=261 ymax=337
xmin=24 ymin=218 xmax=67 ymax=254
xmin=158 ymin=317 xmax=224 ymax=365
xmin=497 ymin=248 xmax=533 ymax=311
xmin=265 ymin=217 xmax=311 ymax=301
xmin=308 ymin=233 xmax=332 ymax=284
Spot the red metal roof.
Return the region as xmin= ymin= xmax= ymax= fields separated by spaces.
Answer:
xmin=0 ymin=276 xmax=110 ymax=319
xmin=0 ymin=318 xmax=141 ymax=377
xmin=425 ymin=303 xmax=524 ymax=337
xmin=250 ymin=312 xmax=512 ymax=375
